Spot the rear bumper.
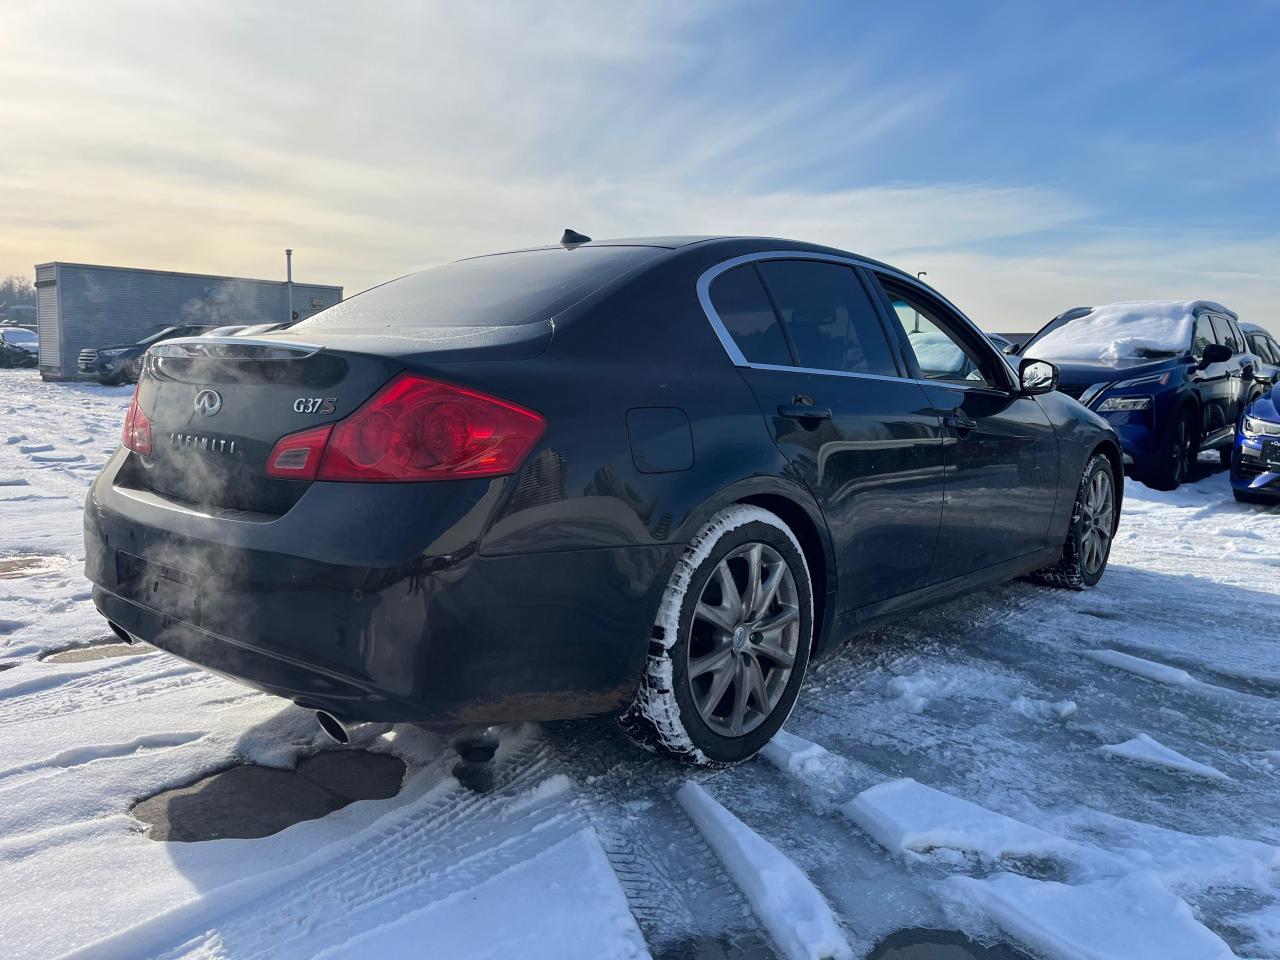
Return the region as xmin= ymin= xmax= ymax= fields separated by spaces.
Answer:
xmin=85 ymin=453 xmax=680 ymax=725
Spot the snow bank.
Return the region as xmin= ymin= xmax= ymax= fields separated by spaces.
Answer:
xmin=841 ymin=779 xmax=1074 ymax=864
xmin=759 ymin=729 xmax=854 ymax=803
xmin=313 ymin=828 xmax=649 ymax=960
xmin=1098 ymin=733 xmax=1231 ymax=782
xmin=677 ymin=782 xmax=851 ymax=960
xmin=1031 ymin=301 xmax=1230 ymax=361
xmin=942 ymin=871 xmax=1235 ymax=960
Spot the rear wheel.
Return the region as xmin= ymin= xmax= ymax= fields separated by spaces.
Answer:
xmin=1147 ymin=407 xmax=1196 ymax=490
xmin=620 ymin=505 xmax=812 ymax=767
xmin=1218 ymin=446 xmax=1234 ymax=469
xmin=1032 ymin=454 xmax=1116 ymax=590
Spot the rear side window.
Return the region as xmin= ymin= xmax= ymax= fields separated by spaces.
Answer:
xmin=297 ymin=246 xmax=663 ymax=329
xmin=1210 ymin=315 xmax=1240 ymax=353
xmin=1254 ymin=335 xmax=1280 ymax=363
xmin=1228 ymin=318 xmax=1248 ymax=355
xmin=755 ymin=260 xmax=898 ymax=376
xmin=707 ymin=265 xmax=793 ymax=366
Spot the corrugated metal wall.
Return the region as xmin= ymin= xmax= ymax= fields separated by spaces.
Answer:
xmin=35 ymin=264 xmax=59 ymax=374
xmin=33 ymin=263 xmax=342 ymax=379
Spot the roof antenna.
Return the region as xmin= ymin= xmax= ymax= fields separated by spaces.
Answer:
xmin=561 ymin=228 xmax=591 ymax=247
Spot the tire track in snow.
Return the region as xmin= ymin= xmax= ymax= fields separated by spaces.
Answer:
xmin=544 ymin=721 xmax=775 ymax=957
xmin=134 ymin=736 xmax=579 ymax=960
xmin=0 ymin=658 xmax=215 ymax=725
xmin=0 ymin=730 xmax=205 ymax=785
xmin=677 ymin=781 xmax=851 ymax=960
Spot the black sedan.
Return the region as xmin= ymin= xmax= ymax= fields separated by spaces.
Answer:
xmin=78 ymin=324 xmax=223 ymax=384
xmin=84 ymin=235 xmax=1122 ymax=766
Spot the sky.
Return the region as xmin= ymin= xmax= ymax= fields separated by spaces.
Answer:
xmin=2 ymin=0 xmax=1278 ymax=332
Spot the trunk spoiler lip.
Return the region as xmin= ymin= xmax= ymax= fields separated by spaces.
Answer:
xmin=149 ymin=336 xmax=325 ymax=361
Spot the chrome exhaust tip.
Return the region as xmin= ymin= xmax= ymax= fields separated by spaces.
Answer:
xmin=315 ymin=710 xmax=351 ymax=745
xmin=106 ymin=621 xmax=134 ymax=645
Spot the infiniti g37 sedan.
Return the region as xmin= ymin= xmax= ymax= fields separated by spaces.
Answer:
xmin=85 ymin=235 xmax=1122 ymax=765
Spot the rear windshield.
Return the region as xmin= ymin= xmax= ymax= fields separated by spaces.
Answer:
xmin=296 ymin=246 xmax=663 ymax=330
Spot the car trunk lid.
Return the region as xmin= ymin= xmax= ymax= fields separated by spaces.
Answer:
xmin=120 ymin=326 xmax=550 ymax=514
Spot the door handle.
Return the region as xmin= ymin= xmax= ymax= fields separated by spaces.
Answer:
xmin=777 ymin=403 xmax=833 ymax=421
xmin=944 ymin=414 xmax=978 ymax=433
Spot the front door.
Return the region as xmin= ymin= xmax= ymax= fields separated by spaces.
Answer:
xmin=869 ymin=273 xmax=1060 ymax=582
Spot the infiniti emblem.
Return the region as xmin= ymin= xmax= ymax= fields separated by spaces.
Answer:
xmin=193 ymin=389 xmax=223 ymax=417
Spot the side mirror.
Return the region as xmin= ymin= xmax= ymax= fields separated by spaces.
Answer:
xmin=1200 ymin=343 xmax=1232 ymax=366
xmin=1019 ymin=357 xmax=1059 ymax=395
xmin=1002 ymin=341 xmax=1021 ymax=356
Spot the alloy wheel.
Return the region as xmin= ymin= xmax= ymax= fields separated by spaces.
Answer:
xmin=687 ymin=542 xmax=800 ymax=737
xmin=1080 ymin=468 xmax=1114 ymax=575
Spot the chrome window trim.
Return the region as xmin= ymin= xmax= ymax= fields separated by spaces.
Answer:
xmin=695 ymin=250 xmax=1016 ymax=392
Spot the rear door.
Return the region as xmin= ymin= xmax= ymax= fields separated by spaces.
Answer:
xmin=868 ymin=273 xmax=1059 ymax=581
xmin=1203 ymin=314 xmax=1243 ymax=442
xmin=705 ymin=257 xmax=945 ymax=609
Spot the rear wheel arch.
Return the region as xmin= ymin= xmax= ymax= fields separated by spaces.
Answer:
xmin=735 ymin=492 xmax=834 ymax=658
xmin=671 ymin=477 xmax=836 ymax=658
xmin=1177 ymin=391 xmax=1202 ymax=440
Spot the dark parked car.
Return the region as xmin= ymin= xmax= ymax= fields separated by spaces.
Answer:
xmin=0 ymin=327 xmax=38 ymax=368
xmin=1241 ymin=321 xmax=1280 ymax=390
xmin=1015 ymin=301 xmax=1260 ymax=489
xmin=78 ymin=324 xmax=222 ymax=384
xmin=1230 ymin=382 xmax=1280 ymax=503
xmin=85 ymin=236 xmax=1122 ymax=766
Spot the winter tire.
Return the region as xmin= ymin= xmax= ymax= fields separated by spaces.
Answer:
xmin=620 ymin=505 xmax=813 ymax=767
xmin=1147 ymin=407 xmax=1196 ymax=490
xmin=1032 ymin=454 xmax=1116 ymax=590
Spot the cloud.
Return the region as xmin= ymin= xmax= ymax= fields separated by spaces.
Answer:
xmin=1 ymin=2 xmax=1278 ymax=333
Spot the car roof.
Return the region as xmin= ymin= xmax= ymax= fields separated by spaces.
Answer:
xmin=1240 ymin=321 xmax=1275 ymax=336
xmin=464 ymin=235 xmax=924 ymax=284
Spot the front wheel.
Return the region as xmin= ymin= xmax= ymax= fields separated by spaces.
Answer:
xmin=1032 ymin=454 xmax=1117 ymax=590
xmin=1146 ymin=407 xmax=1196 ymax=490
xmin=620 ymin=505 xmax=813 ymax=767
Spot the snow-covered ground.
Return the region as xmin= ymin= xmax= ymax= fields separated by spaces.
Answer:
xmin=1 ymin=367 xmax=1278 ymax=960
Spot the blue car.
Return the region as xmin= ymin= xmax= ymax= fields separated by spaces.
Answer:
xmin=1230 ymin=384 xmax=1280 ymax=503
xmin=1016 ymin=301 xmax=1262 ymax=490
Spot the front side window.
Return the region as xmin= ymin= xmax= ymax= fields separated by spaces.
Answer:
xmin=1191 ymin=315 xmax=1216 ymax=358
xmin=707 ymin=264 xmax=793 ymax=366
xmin=754 ymin=260 xmax=898 ymax=376
xmin=879 ymin=279 xmax=996 ymax=387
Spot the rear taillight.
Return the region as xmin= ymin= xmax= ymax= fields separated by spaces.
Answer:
xmin=264 ymin=374 xmax=545 ymax=483
xmin=122 ymin=385 xmax=152 ymax=456
xmin=265 ymin=424 xmax=333 ymax=480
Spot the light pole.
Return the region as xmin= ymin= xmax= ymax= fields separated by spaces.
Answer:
xmin=285 ymin=249 xmax=294 ymax=323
